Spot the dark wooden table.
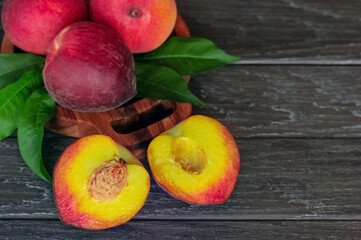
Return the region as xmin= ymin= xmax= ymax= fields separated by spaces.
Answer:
xmin=1 ymin=0 xmax=361 ymax=239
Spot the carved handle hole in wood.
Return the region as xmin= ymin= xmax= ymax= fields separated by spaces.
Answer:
xmin=120 ymin=97 xmax=142 ymax=108
xmin=110 ymin=102 xmax=176 ymax=134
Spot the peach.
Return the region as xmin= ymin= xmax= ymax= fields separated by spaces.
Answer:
xmin=147 ymin=115 xmax=240 ymax=204
xmin=53 ymin=135 xmax=150 ymax=230
xmin=43 ymin=21 xmax=136 ymax=112
xmin=1 ymin=0 xmax=88 ymax=55
xmin=89 ymin=0 xmax=177 ymax=53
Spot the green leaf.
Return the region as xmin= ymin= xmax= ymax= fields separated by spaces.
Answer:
xmin=135 ymin=37 xmax=240 ymax=75
xmin=17 ymin=88 xmax=55 ymax=183
xmin=0 ymin=70 xmax=44 ymax=140
xmin=136 ymin=63 xmax=204 ymax=105
xmin=0 ymin=54 xmax=45 ymax=89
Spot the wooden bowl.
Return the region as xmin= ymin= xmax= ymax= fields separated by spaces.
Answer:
xmin=1 ymin=15 xmax=192 ymax=159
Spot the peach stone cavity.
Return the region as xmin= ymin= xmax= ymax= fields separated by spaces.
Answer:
xmin=171 ymin=137 xmax=207 ymax=175
xmin=88 ymin=157 xmax=128 ymax=201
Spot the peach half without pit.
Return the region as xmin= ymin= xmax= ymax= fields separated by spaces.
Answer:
xmin=147 ymin=115 xmax=240 ymax=204
xmin=53 ymin=135 xmax=150 ymax=230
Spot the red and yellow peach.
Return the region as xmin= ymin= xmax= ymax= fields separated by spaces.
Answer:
xmin=53 ymin=135 xmax=150 ymax=230
xmin=43 ymin=21 xmax=136 ymax=112
xmin=90 ymin=0 xmax=177 ymax=53
xmin=1 ymin=0 xmax=88 ymax=55
xmin=147 ymin=115 xmax=240 ymax=204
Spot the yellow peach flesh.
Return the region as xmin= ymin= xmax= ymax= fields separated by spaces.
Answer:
xmin=148 ymin=116 xmax=232 ymax=195
xmin=74 ymin=164 xmax=149 ymax=222
xmin=171 ymin=137 xmax=207 ymax=174
xmin=54 ymin=135 xmax=150 ymax=229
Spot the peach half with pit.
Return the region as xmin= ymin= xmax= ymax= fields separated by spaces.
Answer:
xmin=147 ymin=115 xmax=240 ymax=204
xmin=53 ymin=135 xmax=150 ymax=230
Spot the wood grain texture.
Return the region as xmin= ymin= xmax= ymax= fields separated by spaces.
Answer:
xmin=190 ymin=65 xmax=361 ymax=138
xmin=177 ymin=0 xmax=361 ymax=63
xmin=9 ymin=64 xmax=351 ymax=138
xmin=0 ymin=35 xmax=13 ymax=54
xmin=1 ymin=220 xmax=361 ymax=240
xmin=45 ymin=99 xmax=191 ymax=159
xmin=2 ymin=0 xmax=361 ymax=62
xmin=1 ymin=137 xmax=360 ymax=220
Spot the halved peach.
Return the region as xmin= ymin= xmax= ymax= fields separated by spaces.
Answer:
xmin=147 ymin=115 xmax=240 ymax=204
xmin=53 ymin=135 xmax=150 ymax=230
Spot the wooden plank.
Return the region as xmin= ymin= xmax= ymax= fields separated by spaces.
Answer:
xmin=0 ymin=220 xmax=361 ymax=239
xmin=177 ymin=0 xmax=361 ymax=63
xmin=1 ymin=137 xmax=361 ymax=220
xmin=4 ymin=65 xmax=361 ymax=139
xmin=190 ymin=66 xmax=361 ymax=138
xmin=1 ymin=0 xmax=361 ymax=62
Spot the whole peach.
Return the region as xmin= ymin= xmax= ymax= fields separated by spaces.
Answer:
xmin=89 ymin=0 xmax=177 ymax=53
xmin=43 ymin=22 xmax=136 ymax=112
xmin=1 ymin=0 xmax=88 ymax=55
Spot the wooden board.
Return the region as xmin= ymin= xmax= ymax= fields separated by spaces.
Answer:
xmin=0 ymin=15 xmax=193 ymax=159
xmin=1 ymin=0 xmax=361 ymax=238
xmin=1 ymin=138 xmax=361 ymax=220
xmin=190 ymin=66 xmax=361 ymax=138
xmin=2 ymin=66 xmax=361 ymax=219
xmin=1 ymin=65 xmax=360 ymax=220
xmin=178 ymin=0 xmax=361 ymax=63
xmin=1 ymin=220 xmax=361 ymax=239
xmin=6 ymin=65 xmax=361 ymax=139
xmin=44 ymin=98 xmax=191 ymax=159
